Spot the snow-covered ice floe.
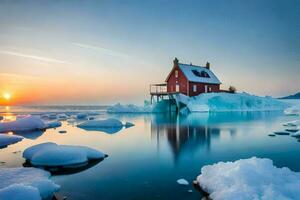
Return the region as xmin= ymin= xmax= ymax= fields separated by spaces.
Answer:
xmin=177 ymin=92 xmax=287 ymax=113
xmin=0 ymin=167 xmax=59 ymax=200
xmin=77 ymin=118 xmax=127 ymax=134
xmin=196 ymin=157 xmax=300 ymax=200
xmin=0 ymin=116 xmax=46 ymax=133
xmin=0 ymin=134 xmax=23 ymax=148
xmin=23 ymin=142 xmax=106 ymax=167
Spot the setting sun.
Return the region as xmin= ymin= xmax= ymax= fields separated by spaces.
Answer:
xmin=3 ymin=92 xmax=11 ymax=100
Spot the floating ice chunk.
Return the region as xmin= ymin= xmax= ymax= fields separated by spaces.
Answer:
xmin=57 ymin=113 xmax=68 ymax=120
xmin=46 ymin=121 xmax=62 ymax=129
xmin=177 ymin=179 xmax=189 ymax=186
xmin=77 ymin=118 xmax=123 ymax=128
xmin=76 ymin=113 xmax=88 ymax=119
xmin=77 ymin=118 xmax=124 ymax=134
xmin=0 ymin=116 xmax=46 ymax=133
xmin=284 ymin=104 xmax=300 ymax=116
xmin=175 ymin=93 xmax=287 ymax=112
xmin=197 ymin=157 xmax=300 ymax=200
xmin=0 ymin=134 xmax=23 ymax=148
xmin=283 ymin=120 xmax=300 ymax=127
xmin=291 ymin=131 xmax=300 ymax=137
xmin=23 ymin=142 xmax=105 ymax=167
xmin=0 ymin=167 xmax=59 ymax=200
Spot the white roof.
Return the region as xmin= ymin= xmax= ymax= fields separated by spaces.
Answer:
xmin=178 ymin=63 xmax=221 ymax=84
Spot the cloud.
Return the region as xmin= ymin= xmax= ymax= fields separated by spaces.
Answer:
xmin=72 ymin=42 xmax=129 ymax=58
xmin=0 ymin=51 xmax=70 ymax=64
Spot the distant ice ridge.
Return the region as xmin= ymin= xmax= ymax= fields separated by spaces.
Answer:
xmin=177 ymin=92 xmax=287 ymax=112
xmin=0 ymin=167 xmax=59 ymax=200
xmin=107 ymin=103 xmax=154 ymax=113
xmin=0 ymin=116 xmax=46 ymax=133
xmin=197 ymin=157 xmax=300 ymax=200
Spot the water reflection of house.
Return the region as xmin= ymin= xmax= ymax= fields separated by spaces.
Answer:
xmin=150 ymin=113 xmax=221 ymax=163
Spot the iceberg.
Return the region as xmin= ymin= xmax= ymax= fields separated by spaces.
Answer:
xmin=23 ymin=142 xmax=106 ymax=167
xmin=196 ymin=157 xmax=300 ymax=200
xmin=0 ymin=116 xmax=46 ymax=133
xmin=176 ymin=92 xmax=287 ymax=112
xmin=0 ymin=167 xmax=59 ymax=200
xmin=0 ymin=134 xmax=23 ymax=148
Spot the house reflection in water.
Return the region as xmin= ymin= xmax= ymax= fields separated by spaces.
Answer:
xmin=150 ymin=113 xmax=223 ymax=163
xmin=150 ymin=111 xmax=282 ymax=163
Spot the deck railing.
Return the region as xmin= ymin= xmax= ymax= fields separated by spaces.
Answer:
xmin=149 ymin=83 xmax=167 ymax=95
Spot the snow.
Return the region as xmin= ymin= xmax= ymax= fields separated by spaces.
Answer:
xmin=178 ymin=63 xmax=221 ymax=84
xmin=0 ymin=134 xmax=23 ymax=148
xmin=284 ymin=104 xmax=300 ymax=116
xmin=177 ymin=179 xmax=189 ymax=186
xmin=0 ymin=184 xmax=41 ymax=200
xmin=46 ymin=121 xmax=62 ymax=128
xmin=107 ymin=103 xmax=154 ymax=113
xmin=0 ymin=116 xmax=46 ymax=133
xmin=23 ymin=142 xmax=105 ymax=167
xmin=197 ymin=157 xmax=300 ymax=200
xmin=0 ymin=167 xmax=59 ymax=200
xmin=177 ymin=93 xmax=287 ymax=113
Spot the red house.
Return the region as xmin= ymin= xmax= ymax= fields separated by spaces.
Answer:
xmin=165 ymin=58 xmax=221 ymax=97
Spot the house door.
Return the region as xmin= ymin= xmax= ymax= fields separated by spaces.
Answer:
xmin=176 ymin=84 xmax=180 ymax=92
xmin=205 ymin=85 xmax=208 ymax=93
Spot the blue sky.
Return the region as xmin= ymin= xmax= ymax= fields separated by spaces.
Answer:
xmin=0 ymin=0 xmax=299 ymax=104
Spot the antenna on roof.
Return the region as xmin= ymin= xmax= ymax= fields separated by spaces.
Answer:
xmin=206 ymin=62 xmax=210 ymax=70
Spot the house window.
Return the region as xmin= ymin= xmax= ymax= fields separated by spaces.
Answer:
xmin=209 ymin=87 xmax=212 ymax=92
xmin=193 ymin=85 xmax=197 ymax=92
xmin=175 ymin=70 xmax=178 ymax=78
xmin=191 ymin=70 xmax=210 ymax=78
xmin=176 ymin=84 xmax=180 ymax=92
xmin=205 ymin=85 xmax=208 ymax=93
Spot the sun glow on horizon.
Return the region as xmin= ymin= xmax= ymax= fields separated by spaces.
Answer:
xmin=3 ymin=92 xmax=11 ymax=100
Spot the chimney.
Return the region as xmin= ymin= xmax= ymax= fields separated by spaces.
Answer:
xmin=173 ymin=57 xmax=179 ymax=67
xmin=205 ymin=62 xmax=210 ymax=70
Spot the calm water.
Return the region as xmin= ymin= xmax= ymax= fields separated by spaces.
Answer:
xmin=1 ymin=105 xmax=300 ymax=200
